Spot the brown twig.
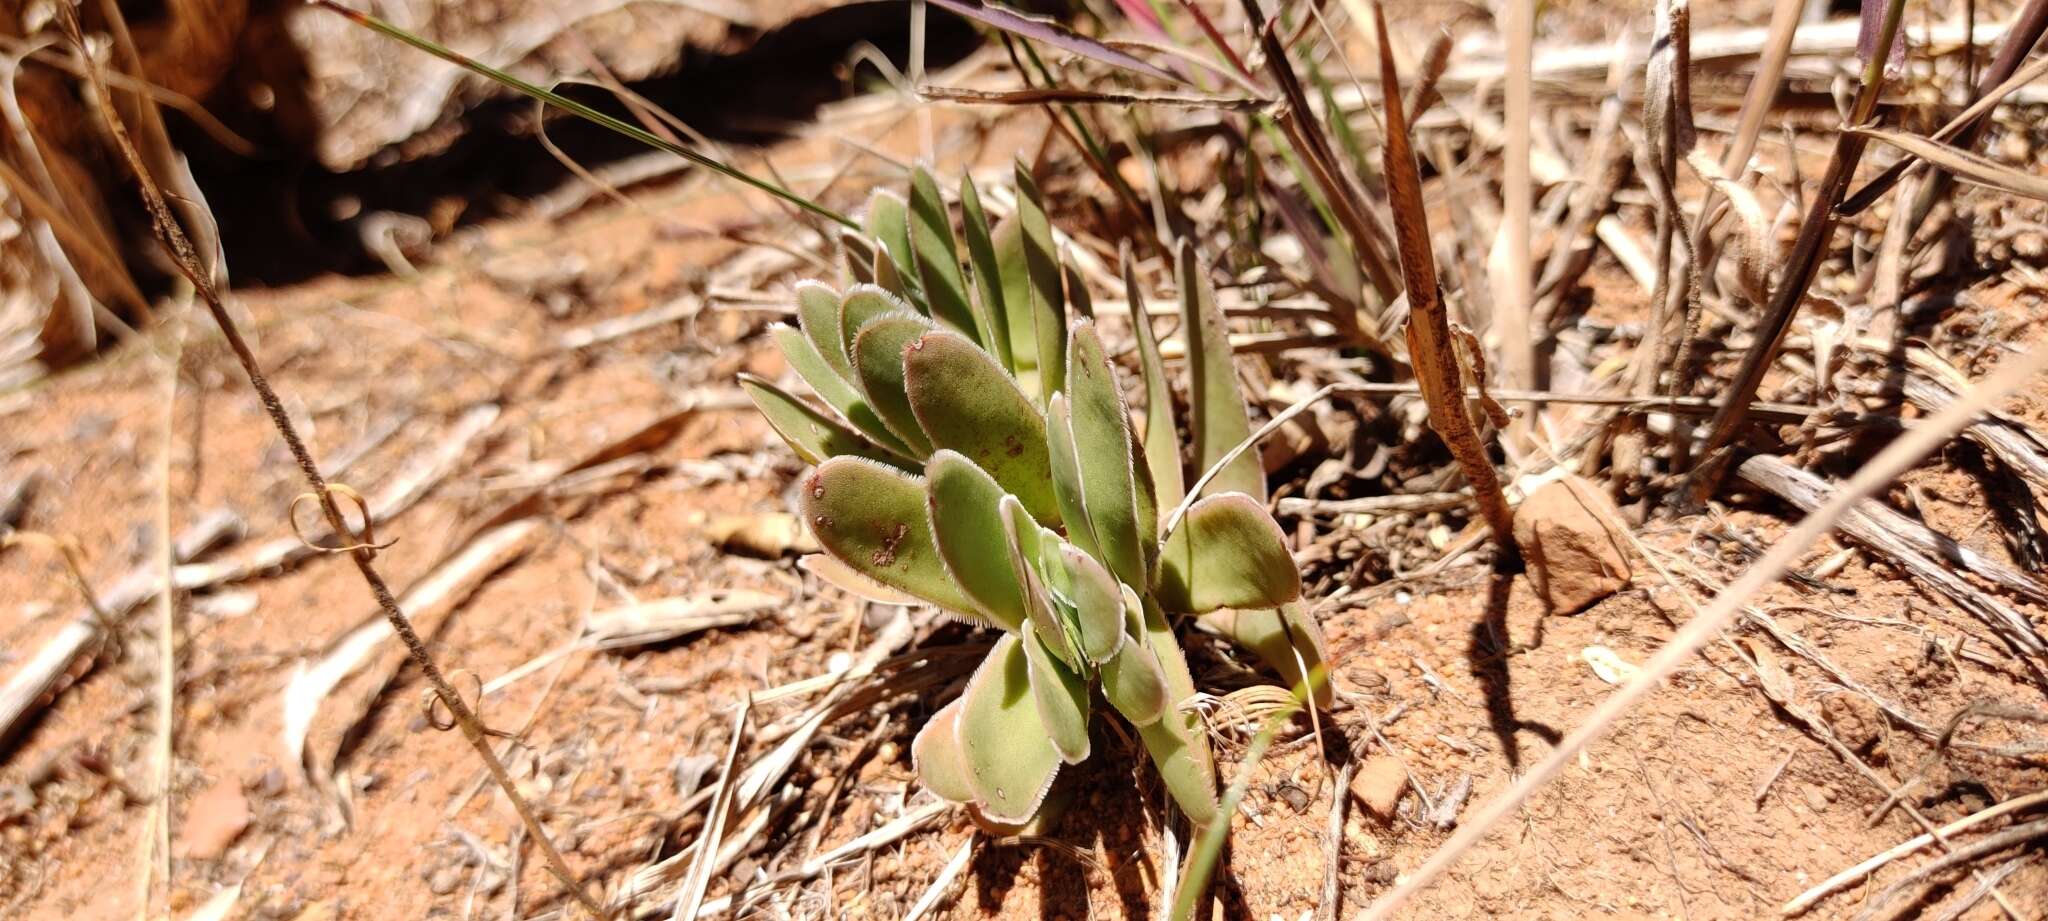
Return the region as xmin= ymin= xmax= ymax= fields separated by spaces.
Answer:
xmin=52 ymin=5 xmax=605 ymax=915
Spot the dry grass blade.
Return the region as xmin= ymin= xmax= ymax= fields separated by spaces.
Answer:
xmin=1837 ymin=0 xmax=2048 ymax=216
xmin=616 ymin=613 xmax=920 ymax=915
xmin=1783 ymin=789 xmax=2048 ymax=916
xmin=1856 ymin=818 xmax=2048 ymax=921
xmin=1694 ymin=0 xmax=1907 ymax=468
xmin=1737 ymin=455 xmax=2048 ymax=659
xmin=1495 ymin=0 xmax=1535 ymax=393
xmin=583 ymin=590 xmax=778 ymax=650
xmin=1241 ymin=0 xmax=1400 ymax=313
xmin=672 ymin=699 xmax=749 ymax=921
xmin=902 ymin=832 xmax=976 ymax=921
xmin=928 ymin=0 xmax=1181 ymax=83
xmin=919 ymin=85 xmax=1267 ymax=110
xmin=1368 ymin=0 xmax=1518 ymax=559
xmin=654 ymin=801 xmax=951 ymax=920
xmin=1356 ymin=346 xmax=2048 ymax=920
xmin=1851 ymin=125 xmax=2048 ymax=202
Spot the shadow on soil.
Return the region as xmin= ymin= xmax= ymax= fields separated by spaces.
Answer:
xmin=176 ymin=1 xmax=983 ymax=286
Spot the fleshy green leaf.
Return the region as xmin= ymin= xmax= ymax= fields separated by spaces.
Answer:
xmin=908 ymin=165 xmax=982 ymax=338
xmin=1001 ymin=495 xmax=1073 ymax=666
xmin=799 ymin=457 xmax=975 ymax=613
xmin=1124 ymin=252 xmax=1184 ymax=514
xmin=1062 ymin=257 xmax=1093 ymax=319
xmin=1101 ymin=584 xmax=1168 ymax=725
xmin=770 ymin=325 xmax=916 ymax=458
xmin=1015 ymin=163 xmax=1067 ymax=404
xmin=1178 ymin=240 xmax=1264 ymax=501
xmin=913 ymin=699 xmax=976 ymax=804
xmin=865 ymin=189 xmax=918 ymax=306
xmin=959 ymin=634 xmax=1063 ymax=824
xmin=1157 ymin=492 xmax=1301 ymax=614
xmin=840 ymin=231 xmax=876 ymax=285
xmin=959 ymin=175 xmax=1012 ymax=370
xmin=1196 ymin=602 xmax=1334 ymax=709
xmin=840 ymin=286 xmax=908 ymax=364
xmin=872 ymin=246 xmax=908 ymax=299
xmin=993 ymin=217 xmax=1036 ymax=391
xmin=1058 ymin=543 xmax=1125 ymax=665
xmin=1044 ymin=394 xmax=1098 ymax=561
xmin=1023 ymin=623 xmax=1092 ymax=763
xmin=851 ymin=312 xmax=938 ymax=457
xmin=1132 ymin=593 xmax=1217 ymax=826
xmin=927 ymin=450 xmax=1028 ymax=632
xmin=1131 ymin=424 xmax=1161 ymax=581
xmin=795 ymin=280 xmax=852 ymax=381
xmin=739 ymin=373 xmax=903 ymax=467
xmin=1066 ymin=322 xmax=1149 ymax=588
xmin=903 ymin=330 xmax=1060 ymax=525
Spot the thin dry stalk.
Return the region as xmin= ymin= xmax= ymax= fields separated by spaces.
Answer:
xmin=1838 ymin=0 xmax=2048 ymax=223
xmin=52 ymin=5 xmax=604 ymax=914
xmin=141 ymin=291 xmax=191 ymax=920
xmin=1495 ymin=0 xmax=1535 ymax=394
xmin=1355 ymin=345 xmax=2048 ymax=920
xmin=1693 ymin=0 xmax=1907 ymax=469
xmin=1784 ymin=790 xmax=2048 ymax=916
xmin=1369 ymin=0 xmax=1519 ymax=559
xmin=1238 ymin=0 xmax=1401 ymax=315
xmin=1685 ymin=0 xmax=1799 ymax=310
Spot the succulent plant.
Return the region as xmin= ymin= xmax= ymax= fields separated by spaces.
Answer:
xmin=741 ymin=164 xmax=1331 ymax=831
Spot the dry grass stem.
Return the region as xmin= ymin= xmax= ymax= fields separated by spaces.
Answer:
xmin=1785 ymin=790 xmax=2048 ymax=916
xmin=1694 ymin=0 xmax=1907 ymax=468
xmin=52 ymin=3 xmax=605 ymax=912
xmin=1369 ymin=0 xmax=1519 ymax=559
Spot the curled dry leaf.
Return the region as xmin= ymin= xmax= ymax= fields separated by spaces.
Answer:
xmin=1685 ymin=150 xmax=1777 ymax=304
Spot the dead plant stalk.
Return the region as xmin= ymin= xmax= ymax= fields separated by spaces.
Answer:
xmin=55 ymin=6 xmax=605 ymax=917
xmin=1370 ymin=0 xmax=1519 ymax=557
xmin=1497 ymin=0 xmax=1535 ymax=395
xmin=1694 ymin=0 xmax=1908 ymax=467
